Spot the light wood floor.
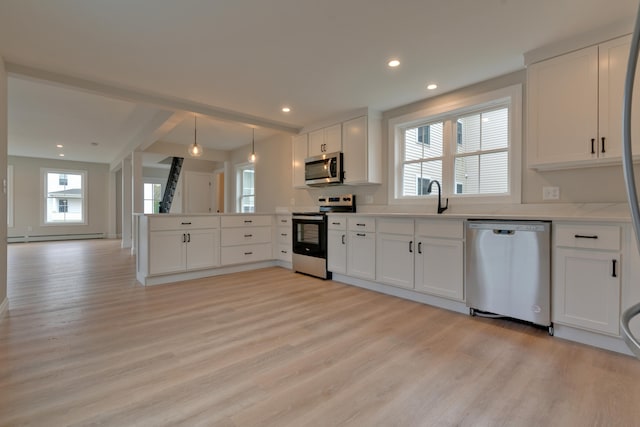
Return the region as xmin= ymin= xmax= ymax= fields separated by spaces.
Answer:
xmin=1 ymin=240 xmax=640 ymax=426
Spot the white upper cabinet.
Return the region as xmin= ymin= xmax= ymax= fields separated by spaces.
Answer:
xmin=308 ymin=123 xmax=342 ymax=157
xmin=528 ymin=46 xmax=599 ymax=167
xmin=598 ymin=35 xmax=640 ymax=159
xmin=527 ymin=35 xmax=640 ymax=169
xmin=292 ymin=133 xmax=308 ymax=188
xmin=342 ymin=115 xmax=382 ymax=185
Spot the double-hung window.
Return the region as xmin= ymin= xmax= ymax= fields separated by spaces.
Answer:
xmin=43 ymin=169 xmax=87 ymax=224
xmin=390 ymin=84 xmax=521 ymax=205
xmin=236 ymin=164 xmax=255 ymax=213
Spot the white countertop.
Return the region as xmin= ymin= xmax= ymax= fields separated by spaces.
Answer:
xmin=135 ymin=203 xmax=635 ymax=222
xmin=327 ymin=203 xmax=634 ymax=222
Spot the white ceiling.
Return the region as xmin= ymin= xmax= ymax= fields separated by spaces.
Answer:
xmin=0 ymin=0 xmax=637 ymax=165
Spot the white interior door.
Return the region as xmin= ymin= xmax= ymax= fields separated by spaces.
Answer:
xmin=184 ymin=171 xmax=213 ymax=213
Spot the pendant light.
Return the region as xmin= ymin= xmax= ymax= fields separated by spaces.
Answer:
xmin=248 ymin=127 xmax=256 ymax=163
xmin=188 ymin=113 xmax=203 ymax=157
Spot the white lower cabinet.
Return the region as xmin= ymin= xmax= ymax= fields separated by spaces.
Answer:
xmin=346 ymin=217 xmax=376 ymax=280
xmin=276 ymin=215 xmax=292 ymax=263
xmin=327 ymin=216 xmax=347 ymax=274
xmin=220 ymin=215 xmax=273 ymax=266
xmin=374 ymin=218 xmax=464 ymax=301
xmin=415 ymin=237 xmax=464 ymax=300
xmin=376 ymin=223 xmax=414 ymax=289
xmin=148 ymin=225 xmax=220 ymax=275
xmin=553 ymin=223 xmax=621 ymax=335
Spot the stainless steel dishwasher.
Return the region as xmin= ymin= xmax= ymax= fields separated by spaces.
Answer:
xmin=465 ymin=220 xmax=553 ymax=335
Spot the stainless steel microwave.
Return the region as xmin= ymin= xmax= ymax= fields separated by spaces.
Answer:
xmin=305 ymin=152 xmax=343 ymax=186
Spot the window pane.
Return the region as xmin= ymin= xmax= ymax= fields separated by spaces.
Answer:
xmin=480 ymin=151 xmax=508 ymax=194
xmin=404 ymin=122 xmax=443 ymax=161
xmin=242 ymin=169 xmax=254 ymax=196
xmin=46 ymin=171 xmax=83 ymax=223
xmin=481 ymin=108 xmax=509 ymax=151
xmin=457 ymin=108 xmax=508 ymax=154
xmin=455 ymin=152 xmax=508 ymax=195
xmin=144 ymin=183 xmax=154 ymax=199
xmin=144 ymin=200 xmax=154 ymax=213
xmin=241 ymin=196 xmax=255 ymax=213
xmin=401 ymin=160 xmax=442 ymax=197
xmin=454 ymin=156 xmax=480 ymax=194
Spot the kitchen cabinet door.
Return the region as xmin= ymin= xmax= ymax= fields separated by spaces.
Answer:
xmin=342 ymin=115 xmax=381 ymax=184
xmin=347 ymin=231 xmax=375 ymax=280
xmin=598 ymin=35 xmax=640 ymax=159
xmin=527 ymin=45 xmax=599 ymax=166
xmin=308 ymin=124 xmax=342 ymax=157
xmin=185 ymin=229 xmax=219 ymax=270
xmin=553 ymin=247 xmax=620 ymax=335
xmin=327 ymin=229 xmax=347 ymax=274
xmin=376 ymin=232 xmax=414 ymax=289
xmin=149 ymin=230 xmax=187 ymax=275
xmin=292 ymin=133 xmax=308 ymax=188
xmin=415 ymin=237 xmax=464 ymax=301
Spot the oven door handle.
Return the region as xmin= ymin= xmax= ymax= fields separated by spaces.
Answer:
xmin=292 ymin=215 xmax=325 ymax=221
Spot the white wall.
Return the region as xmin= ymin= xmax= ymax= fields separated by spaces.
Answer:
xmin=0 ymin=57 xmax=7 ymax=306
xmin=8 ymin=156 xmax=109 ymax=239
xmin=229 ymin=132 xmax=296 ymax=213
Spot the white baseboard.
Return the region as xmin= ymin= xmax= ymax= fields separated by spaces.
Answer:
xmin=331 ymin=273 xmax=469 ymax=315
xmin=0 ymin=297 xmax=8 ymax=321
xmin=8 ymin=233 xmax=104 ymax=243
xmin=553 ymin=324 xmax=634 ymax=356
xmin=139 ymin=261 xmax=280 ymax=286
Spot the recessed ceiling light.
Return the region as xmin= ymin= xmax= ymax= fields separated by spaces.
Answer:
xmin=282 ymin=107 xmax=291 ymax=113
xmin=59 ymin=154 xmax=65 ymax=157
xmin=388 ymin=59 xmax=400 ymax=68
xmin=427 ymin=84 xmax=438 ymax=90
xmin=56 ymin=144 xmax=63 ymax=148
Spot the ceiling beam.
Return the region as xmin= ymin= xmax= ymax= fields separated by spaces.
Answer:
xmin=5 ymin=61 xmax=301 ymax=135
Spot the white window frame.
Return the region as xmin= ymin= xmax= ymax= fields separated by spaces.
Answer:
xmin=143 ymin=178 xmax=165 ymax=214
xmin=235 ymin=163 xmax=255 ymax=213
xmin=388 ymin=84 xmax=522 ymax=206
xmin=41 ymin=168 xmax=88 ymax=225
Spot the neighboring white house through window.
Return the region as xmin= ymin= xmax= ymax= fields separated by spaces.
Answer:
xmin=389 ymin=84 xmax=522 ymax=205
xmin=236 ymin=164 xmax=255 ymax=213
xmin=43 ymin=169 xmax=87 ymax=224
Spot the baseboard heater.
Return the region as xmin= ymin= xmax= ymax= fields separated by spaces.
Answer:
xmin=8 ymin=233 xmax=105 ymax=243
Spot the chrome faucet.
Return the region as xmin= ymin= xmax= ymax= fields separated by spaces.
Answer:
xmin=426 ymin=180 xmax=448 ymax=214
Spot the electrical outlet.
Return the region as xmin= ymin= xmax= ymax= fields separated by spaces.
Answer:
xmin=542 ymin=186 xmax=560 ymax=200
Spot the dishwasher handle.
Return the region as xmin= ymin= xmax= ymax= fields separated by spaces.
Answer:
xmin=493 ymin=229 xmax=515 ymax=235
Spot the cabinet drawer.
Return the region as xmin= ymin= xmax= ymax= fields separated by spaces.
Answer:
xmin=555 ymin=224 xmax=620 ymax=251
xmin=221 ymin=215 xmax=272 ymax=228
xmin=277 ymin=228 xmax=292 ymax=244
xmin=221 ymin=226 xmax=272 ymax=246
xmin=377 ymin=218 xmax=414 ymax=235
xmin=149 ymin=216 xmax=219 ymax=231
xmin=276 ymin=215 xmax=291 ymax=227
xmin=327 ymin=216 xmax=347 ymax=230
xmin=221 ymin=243 xmax=273 ymax=265
xmin=348 ymin=216 xmax=376 ymax=232
xmin=277 ymin=244 xmax=292 ymax=262
xmin=416 ymin=219 xmax=463 ymax=239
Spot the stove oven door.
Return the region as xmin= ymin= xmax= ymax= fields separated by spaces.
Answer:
xmin=292 ymin=215 xmax=327 ymax=258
